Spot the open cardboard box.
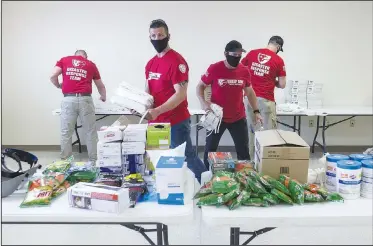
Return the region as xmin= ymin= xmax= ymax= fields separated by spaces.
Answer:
xmin=254 ymin=129 xmax=310 ymax=184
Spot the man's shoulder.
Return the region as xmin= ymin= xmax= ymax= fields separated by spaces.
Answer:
xmin=145 ymin=55 xmax=157 ymax=69
xmin=169 ymin=49 xmax=188 ymax=65
xmin=208 ymin=60 xmax=224 ymax=70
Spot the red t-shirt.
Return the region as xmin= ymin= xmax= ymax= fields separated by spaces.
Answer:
xmin=241 ymin=48 xmax=286 ymax=102
xmin=56 ymin=56 xmax=101 ymax=94
xmin=145 ymin=49 xmax=190 ymax=126
xmin=201 ymin=61 xmax=251 ymax=123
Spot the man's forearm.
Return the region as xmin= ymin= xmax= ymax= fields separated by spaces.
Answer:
xmin=50 ymin=77 xmax=60 ymax=88
xmin=97 ymin=86 xmax=106 ymax=98
xmin=245 ymin=88 xmax=259 ymax=111
xmin=156 ymin=92 xmax=186 ymax=114
xmin=196 ymin=85 xmax=206 ymax=106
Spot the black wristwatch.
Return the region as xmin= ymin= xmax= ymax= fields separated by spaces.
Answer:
xmin=253 ymin=109 xmax=260 ymax=114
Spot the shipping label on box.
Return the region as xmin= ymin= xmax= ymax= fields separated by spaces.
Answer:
xmin=68 ymin=182 xmax=129 ymax=214
xmin=97 ymin=126 xmax=123 ymax=143
xmin=97 ymin=142 xmax=122 ymax=156
xmin=255 ymin=130 xmax=310 ymax=184
xmin=122 ymin=124 xmax=148 ymax=142
xmin=122 ymin=141 xmax=146 ymax=155
xmin=146 ymin=123 xmax=171 ymax=150
xmin=155 ymin=156 xmax=186 ymax=205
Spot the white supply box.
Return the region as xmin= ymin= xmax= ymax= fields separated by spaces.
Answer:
xmin=122 ymin=141 xmax=146 ymax=155
xmin=97 ymin=154 xmax=123 ymax=167
xmin=123 ymin=124 xmax=148 ymax=142
xmin=97 ymin=126 xmax=124 ymax=143
xmin=156 ymin=156 xmax=187 ymax=205
xmin=97 ymin=142 xmax=122 ymax=155
xmin=68 ymin=182 xmax=129 ymax=214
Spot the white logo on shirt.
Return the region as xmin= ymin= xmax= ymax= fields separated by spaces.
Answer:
xmin=217 ymin=79 xmax=244 ymax=87
xmin=257 ymin=53 xmax=271 ymax=64
xmin=72 ymin=59 xmax=86 ymax=68
xmin=148 ymin=72 xmax=162 ymax=80
xmin=179 ymin=64 xmax=186 ymax=73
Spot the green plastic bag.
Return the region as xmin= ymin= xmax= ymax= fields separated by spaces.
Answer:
xmin=223 ymin=189 xmax=240 ymax=203
xmin=263 ymin=175 xmax=290 ymax=195
xmin=271 ymin=189 xmax=293 ymax=205
xmin=288 ymin=179 xmax=305 ymax=204
xmin=304 ymin=190 xmax=324 ymax=202
xmin=325 ymin=192 xmax=344 ymax=203
xmin=212 ymin=177 xmax=239 ymax=194
xmin=194 ymin=181 xmax=213 ymax=199
xmin=197 ymin=193 xmax=224 ymax=206
xmin=20 ymin=186 xmax=53 ymax=208
xmin=242 ymin=198 xmax=270 ymax=207
xmin=260 ymin=193 xmax=279 ymax=205
xmin=227 ymin=191 xmax=246 ymax=210
xmin=246 ymin=177 xmax=268 ymax=194
xmin=258 ymin=174 xmax=273 ymax=190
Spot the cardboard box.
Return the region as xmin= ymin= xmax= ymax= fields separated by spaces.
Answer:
xmin=122 ymin=124 xmax=148 ymax=142
xmin=155 ymin=156 xmax=187 ymax=205
xmin=254 ymin=130 xmax=310 ymax=184
xmin=146 ymin=123 xmax=171 ymax=150
xmin=122 ymin=142 xmax=146 ymax=155
xmin=97 ymin=154 xmax=123 ymax=167
xmin=97 ymin=126 xmax=123 ymax=143
xmin=68 ymin=182 xmax=129 ymax=214
xmin=97 ymin=142 xmax=122 ymax=156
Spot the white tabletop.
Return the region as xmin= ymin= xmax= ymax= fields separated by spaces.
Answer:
xmin=277 ymin=106 xmax=373 ymax=116
xmin=201 ymin=198 xmax=372 ymax=228
xmin=2 ymin=171 xmax=196 ymax=225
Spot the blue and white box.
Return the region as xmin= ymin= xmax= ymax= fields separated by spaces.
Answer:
xmin=155 ymin=156 xmax=187 ymax=205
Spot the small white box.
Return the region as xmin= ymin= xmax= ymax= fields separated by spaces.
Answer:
xmin=97 ymin=142 xmax=122 ymax=156
xmin=68 ymin=182 xmax=129 ymax=214
xmin=155 ymin=156 xmax=187 ymax=205
xmin=97 ymin=155 xmax=123 ymax=167
xmin=122 ymin=124 xmax=148 ymax=142
xmin=97 ymin=126 xmax=123 ymax=143
xmin=122 ymin=142 xmax=146 ymax=155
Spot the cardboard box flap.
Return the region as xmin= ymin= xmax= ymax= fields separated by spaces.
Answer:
xmin=277 ymin=130 xmax=309 ymax=147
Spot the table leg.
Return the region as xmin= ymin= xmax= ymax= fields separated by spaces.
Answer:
xmin=163 ymin=224 xmax=169 ymax=245
xmin=322 ymin=116 xmax=327 ymax=153
xmin=230 ymin=227 xmax=276 ymax=245
xmin=298 ymin=116 xmax=301 ymax=135
xmin=311 ymin=116 xmax=320 ymax=153
xmin=73 ymin=122 xmax=82 ymax=153
xmin=293 ymin=116 xmax=296 ymax=132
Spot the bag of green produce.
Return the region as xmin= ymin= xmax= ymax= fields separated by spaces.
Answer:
xmin=263 ymin=175 xmax=290 ymax=195
xmin=226 ymin=191 xmax=246 ymax=210
xmin=246 ymin=177 xmax=268 ymax=194
xmin=260 ymin=193 xmax=279 ymax=205
xmin=197 ymin=193 xmax=224 ymax=206
xmin=213 ymin=170 xmax=235 ymax=179
xmin=20 ymin=186 xmax=53 ymax=208
xmin=212 ymin=176 xmax=239 ymax=194
xmin=193 ymin=181 xmax=213 ymax=199
xmin=223 ymin=189 xmax=240 ymax=203
xmin=235 ymin=172 xmax=249 ymax=189
xmin=247 ymin=170 xmax=261 ymax=182
xmin=304 ymin=190 xmax=324 ymax=202
xmin=258 ymin=174 xmax=272 ymax=190
xmin=324 ymin=192 xmax=344 ymax=203
xmin=288 ymin=179 xmax=305 ymax=204
xmin=242 ymin=198 xmax=270 ymax=207
xmin=271 ymin=189 xmax=293 ymax=205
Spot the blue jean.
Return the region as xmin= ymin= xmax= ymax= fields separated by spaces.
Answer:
xmin=171 ymin=118 xmax=206 ymax=183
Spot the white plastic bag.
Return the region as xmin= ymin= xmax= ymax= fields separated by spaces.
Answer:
xmin=195 ymin=104 xmax=223 ymax=137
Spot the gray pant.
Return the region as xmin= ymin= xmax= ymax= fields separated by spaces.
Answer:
xmin=244 ymin=97 xmax=278 ymax=160
xmin=60 ymin=96 xmax=98 ymax=161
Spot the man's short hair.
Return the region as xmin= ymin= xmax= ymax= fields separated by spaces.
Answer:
xmin=75 ymin=50 xmax=87 ymax=57
xmin=149 ymin=19 xmax=169 ymax=35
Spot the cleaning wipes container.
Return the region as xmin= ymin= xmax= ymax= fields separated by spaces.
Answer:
xmin=361 ymin=159 xmax=373 ymax=199
xmin=336 ymin=160 xmax=362 ymax=200
xmin=349 ymin=154 xmax=373 ymax=162
xmin=326 ymin=154 xmax=349 ymax=192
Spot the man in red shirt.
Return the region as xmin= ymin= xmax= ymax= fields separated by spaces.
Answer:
xmin=50 ymin=50 xmax=106 ymax=162
xmin=196 ymin=40 xmax=263 ymax=170
xmin=143 ymin=19 xmax=206 ymax=182
xmin=241 ymin=36 xmax=287 ymax=159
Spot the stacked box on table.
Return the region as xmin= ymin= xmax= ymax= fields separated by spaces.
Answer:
xmin=146 ymin=123 xmax=171 ymax=150
xmin=208 ymin=152 xmax=235 ymax=173
xmin=122 ymin=124 xmax=148 ymax=175
xmin=286 ymin=80 xmax=323 ymax=109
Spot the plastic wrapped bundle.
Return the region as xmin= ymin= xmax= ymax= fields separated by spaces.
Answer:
xmin=110 ymin=81 xmax=154 ymax=115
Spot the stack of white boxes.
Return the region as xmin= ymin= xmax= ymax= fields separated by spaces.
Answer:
xmin=286 ymin=80 xmax=323 ymax=109
xmin=97 ymin=126 xmax=124 ymax=174
xmin=122 ymin=124 xmax=148 ymax=175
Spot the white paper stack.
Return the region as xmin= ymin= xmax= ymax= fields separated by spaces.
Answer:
xmin=110 ymin=81 xmax=154 ymax=115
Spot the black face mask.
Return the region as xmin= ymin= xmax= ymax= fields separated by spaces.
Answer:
xmin=151 ymin=36 xmax=169 ymax=53
xmin=226 ymin=55 xmax=241 ymax=67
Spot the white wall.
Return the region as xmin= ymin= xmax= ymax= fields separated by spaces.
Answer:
xmin=2 ymin=1 xmax=372 ymax=146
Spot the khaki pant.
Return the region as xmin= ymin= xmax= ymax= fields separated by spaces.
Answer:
xmin=60 ymin=96 xmax=98 ymax=161
xmin=244 ymin=97 xmax=277 ymax=160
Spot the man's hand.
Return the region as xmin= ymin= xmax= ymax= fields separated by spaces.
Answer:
xmin=100 ymin=96 xmax=106 ymax=102
xmin=254 ymin=112 xmax=264 ymax=125
xmin=147 ymin=108 xmax=162 ymax=121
